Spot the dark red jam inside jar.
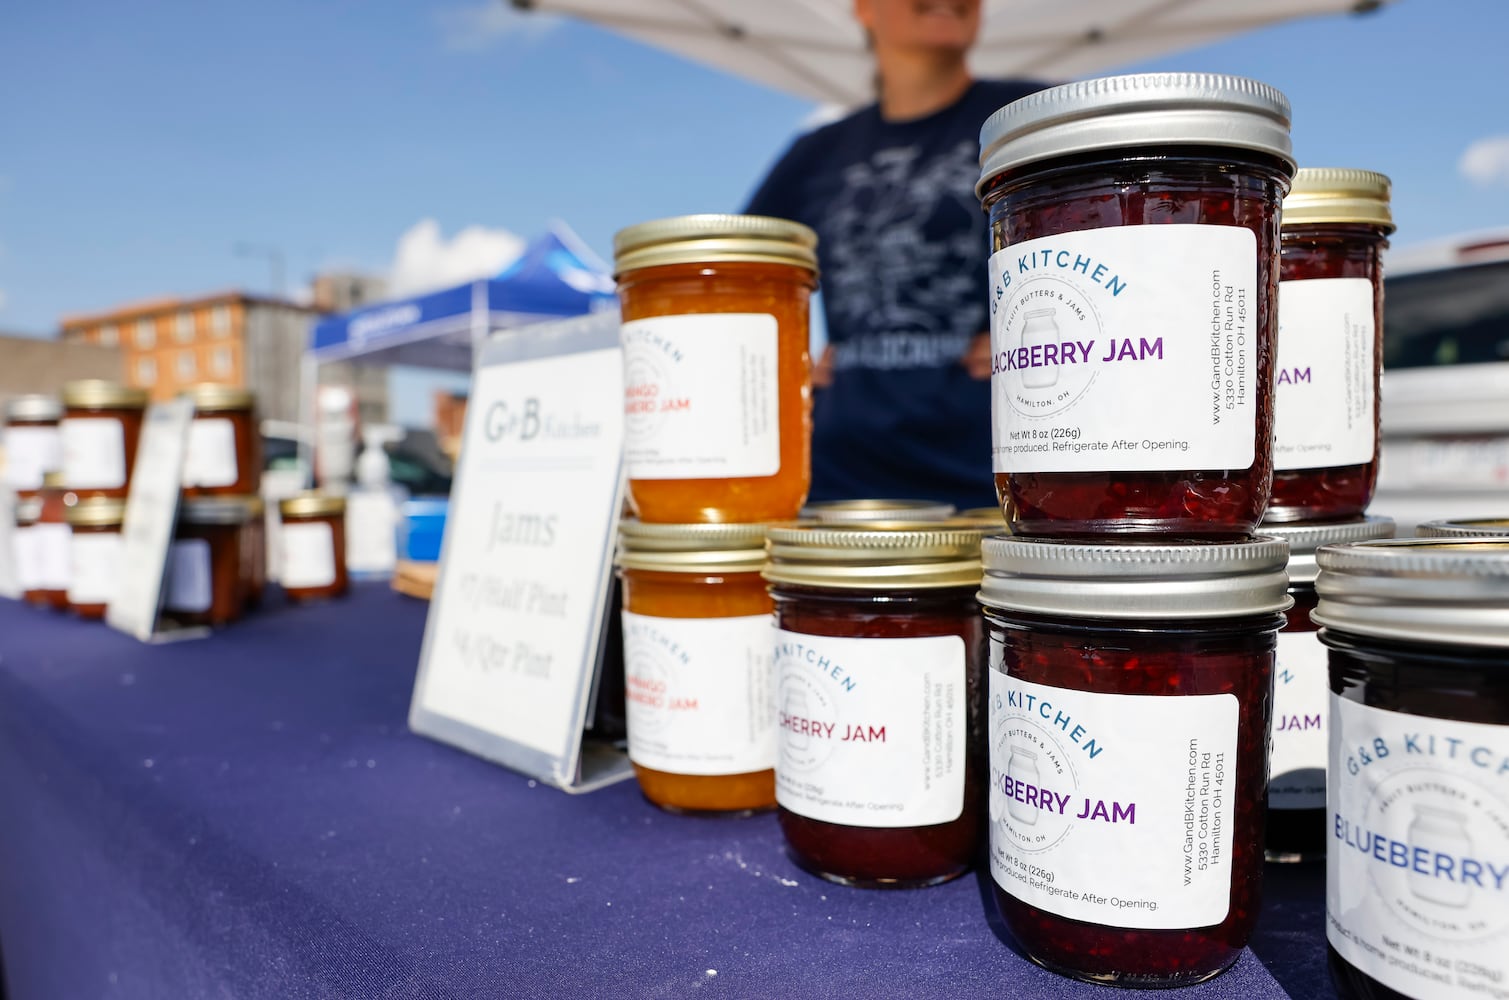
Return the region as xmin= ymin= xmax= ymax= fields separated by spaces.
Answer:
xmin=1268 ymin=169 xmax=1394 ymax=522
xmin=1312 ymin=539 xmax=1509 ymax=1000
xmin=977 ymin=74 xmax=1295 ymax=539
xmin=979 ymin=536 xmax=1290 ymax=987
xmin=765 ymin=523 xmax=987 ymax=888
xmin=1259 ymin=518 xmax=1394 ymax=864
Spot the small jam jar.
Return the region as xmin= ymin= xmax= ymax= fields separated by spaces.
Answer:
xmin=31 ymin=471 xmax=74 ymax=610
xmin=65 ymin=497 xmax=126 ymax=619
xmin=166 ymin=497 xmax=250 ymax=627
xmin=1314 ymin=539 xmax=1509 ymax=1000
xmin=13 ymin=497 xmax=44 ymax=605
xmin=183 ymin=384 xmax=262 ymax=497
xmin=60 ymin=380 xmax=148 ymax=500
xmin=764 ymin=522 xmax=987 ymax=888
xmin=799 ymin=499 xmax=956 ymax=523
xmin=977 ymin=74 xmax=1296 ymax=538
xmin=616 ymin=520 xmax=775 ymax=815
xmin=614 ymin=214 xmax=817 ymax=524
xmin=1259 ymin=517 xmax=1395 ymax=863
xmin=278 ymin=493 xmax=348 ymax=602
xmin=241 ymin=495 xmax=267 ymax=609
xmin=3 ymin=394 xmax=63 ymax=499
xmin=1268 ymin=168 xmax=1393 ymax=522
xmin=978 ymin=536 xmax=1290 ymax=987
xmin=1418 ymin=517 xmax=1509 ymax=538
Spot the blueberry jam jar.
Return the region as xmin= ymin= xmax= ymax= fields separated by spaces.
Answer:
xmin=979 ymin=536 xmax=1290 ymax=986
xmin=977 ymin=74 xmax=1296 ymax=538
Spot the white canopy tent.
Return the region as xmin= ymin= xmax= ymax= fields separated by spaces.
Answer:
xmin=510 ymin=0 xmax=1394 ymax=105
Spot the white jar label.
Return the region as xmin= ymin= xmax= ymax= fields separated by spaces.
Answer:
xmin=12 ymin=526 xmax=39 ymax=591
xmin=165 ymin=538 xmax=213 ymax=613
xmin=774 ymin=629 xmax=966 ymax=828
xmin=1327 ymin=696 xmax=1509 ymax=999
xmin=281 ymin=521 xmax=336 ymax=589
xmin=1270 ymin=629 xmax=1329 ymax=810
xmin=989 ymin=225 xmax=1258 ymax=474
xmin=621 ymin=313 xmax=780 ymax=480
xmin=3 ymin=425 xmax=61 ymax=491
xmin=183 ymin=418 xmax=239 ymax=488
xmin=622 ymin=611 xmax=776 ymax=776
xmin=1273 ymin=277 xmax=1376 ymax=471
xmin=61 ymin=418 xmax=127 ymax=490
xmin=988 ymin=660 xmax=1239 ymax=929
xmin=31 ymin=522 xmax=70 ymax=591
xmin=69 ymin=531 xmax=122 ymax=606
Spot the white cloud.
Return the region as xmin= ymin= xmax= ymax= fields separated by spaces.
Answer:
xmin=388 ymin=218 xmax=526 ymax=297
xmin=436 ymin=3 xmax=561 ymax=51
xmin=1459 ymin=135 xmax=1509 ymax=188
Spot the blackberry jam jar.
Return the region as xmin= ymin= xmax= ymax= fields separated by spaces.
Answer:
xmin=1260 ymin=517 xmax=1394 ymax=863
xmin=1314 ymin=539 xmax=1509 ymax=1000
xmin=1268 ymin=169 xmax=1393 ymax=522
xmin=979 ymin=537 xmax=1290 ymax=987
xmin=616 ymin=520 xmax=776 ymax=816
xmin=977 ymin=74 xmax=1296 ymax=538
xmin=764 ymin=522 xmax=987 ymax=887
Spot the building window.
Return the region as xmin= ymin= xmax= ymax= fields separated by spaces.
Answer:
xmin=211 ymin=304 xmax=231 ymax=337
xmin=176 ymin=310 xmax=195 ymax=342
xmin=211 ymin=346 xmax=233 ymax=376
xmin=177 ymin=350 xmax=196 ymax=380
xmin=135 ymin=317 xmax=156 ymax=349
xmin=98 ymin=324 xmax=119 ymax=346
xmin=136 ymin=357 xmax=157 ymax=386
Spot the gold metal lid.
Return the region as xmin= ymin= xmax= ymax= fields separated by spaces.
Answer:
xmin=41 ymin=470 xmax=66 ymax=489
xmin=279 ymin=492 xmax=346 ymax=518
xmin=242 ymin=495 xmax=266 ymax=516
xmin=799 ymin=499 xmax=956 ymax=523
xmin=957 ymin=506 xmax=1009 ymax=528
xmin=15 ymin=498 xmax=41 ymax=525
xmin=66 ymin=497 xmax=126 ymax=527
xmin=764 ymin=521 xmax=987 ymax=590
xmin=181 ymin=496 xmax=253 ymax=525
xmin=61 ymin=380 xmax=148 ymax=410
xmin=617 ymin=519 xmax=769 ymax=574
xmin=186 ymin=383 xmax=255 ymax=411
xmin=1282 ymin=167 xmax=1394 ymax=231
xmin=613 ymin=214 xmax=818 ymax=276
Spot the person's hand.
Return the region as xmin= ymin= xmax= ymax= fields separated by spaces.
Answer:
xmin=961 ymin=331 xmax=992 ymax=380
xmin=813 ymin=345 xmax=836 ymax=388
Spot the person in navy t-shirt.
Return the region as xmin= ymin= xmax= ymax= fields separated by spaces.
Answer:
xmin=745 ymin=0 xmax=1047 ymax=508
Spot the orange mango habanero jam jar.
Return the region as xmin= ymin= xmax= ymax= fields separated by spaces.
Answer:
xmin=616 ymin=520 xmax=776 ymax=815
xmin=977 ymin=74 xmax=1296 ymax=538
xmin=613 ymin=214 xmax=816 ymax=524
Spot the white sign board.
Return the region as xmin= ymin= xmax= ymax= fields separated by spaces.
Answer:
xmin=409 ymin=312 xmax=631 ymax=793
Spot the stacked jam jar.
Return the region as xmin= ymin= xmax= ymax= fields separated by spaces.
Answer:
xmin=974 ymin=73 xmax=1305 ymax=987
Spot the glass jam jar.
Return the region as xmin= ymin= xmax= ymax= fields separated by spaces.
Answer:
xmin=616 ymin=520 xmax=775 ymax=815
xmin=241 ymin=495 xmax=266 ymax=609
xmin=763 ymin=522 xmax=987 ymax=888
xmin=1259 ymin=517 xmax=1395 ymax=863
xmin=65 ymin=497 xmax=126 ymax=619
xmin=30 ymin=471 xmax=73 ymax=610
xmin=799 ymin=499 xmax=956 ymax=523
xmin=13 ymin=497 xmax=43 ymax=605
xmin=978 ymin=536 xmax=1290 ymax=987
xmin=166 ymin=497 xmax=250 ymax=627
xmin=977 ymin=74 xmax=1296 ymax=538
xmin=614 ymin=214 xmax=816 ymax=524
xmin=278 ymin=493 xmax=348 ymax=602
xmin=1417 ymin=517 xmax=1509 ymax=538
xmin=183 ymin=384 xmax=262 ymax=497
xmin=60 ymin=380 xmax=148 ymax=500
xmin=1313 ymin=539 xmax=1509 ymax=1000
xmin=3 ymin=394 xmax=63 ymax=499
xmin=1267 ymin=168 xmax=1393 ymax=522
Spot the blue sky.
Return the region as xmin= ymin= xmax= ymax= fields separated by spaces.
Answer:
xmin=2 ymin=0 xmax=1506 ymax=346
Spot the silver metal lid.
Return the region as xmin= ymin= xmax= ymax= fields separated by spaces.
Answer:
xmin=979 ymin=536 xmax=1292 ymax=619
xmin=1417 ymin=518 xmax=1509 ymax=539
xmin=1314 ymin=537 xmax=1509 ymax=648
xmin=6 ymin=395 xmax=62 ymax=423
xmin=1257 ymin=516 xmax=1396 ymax=585
xmin=764 ymin=521 xmax=986 ymax=590
xmin=616 ymin=520 xmax=769 ymax=574
xmin=799 ymin=499 xmax=956 ymax=523
xmin=180 ymin=496 xmax=253 ymax=526
xmin=978 ymin=72 xmax=1295 ymax=197
xmin=14 ymin=498 xmax=41 ymax=524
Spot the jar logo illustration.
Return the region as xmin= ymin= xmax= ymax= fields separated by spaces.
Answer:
xmin=1020 ymin=310 xmax=1060 ymax=389
xmin=1407 ymin=806 xmax=1473 ymax=909
xmin=991 ymin=275 xmax=1104 ymax=420
xmin=776 ymin=663 xmax=842 ymax=774
xmin=989 ymin=688 xmax=1081 ymax=855
xmin=624 ymin=637 xmax=678 ymax=737
xmin=1006 ymin=746 xmax=1042 ymax=824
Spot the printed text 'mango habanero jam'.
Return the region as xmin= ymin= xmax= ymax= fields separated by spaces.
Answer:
xmin=978 ymin=536 xmax=1290 ymax=987
xmin=614 ymin=215 xmax=816 ymax=524
xmin=977 ymin=74 xmax=1297 ymax=537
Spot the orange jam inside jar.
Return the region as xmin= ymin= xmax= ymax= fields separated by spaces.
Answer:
xmin=166 ymin=497 xmax=250 ymax=627
xmin=60 ymin=381 xmax=148 ymax=501
xmin=616 ymin=520 xmax=775 ymax=815
xmin=4 ymin=394 xmax=63 ymax=500
xmin=614 ymin=215 xmax=816 ymax=524
xmin=65 ymin=497 xmax=126 ymax=619
xmin=1267 ymin=169 xmax=1393 ymax=522
xmin=278 ymin=493 xmax=348 ymax=603
xmin=977 ymin=75 xmax=1295 ymax=538
xmin=183 ymin=384 xmax=263 ymax=498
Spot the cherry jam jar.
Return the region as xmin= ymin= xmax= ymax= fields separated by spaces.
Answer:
xmin=977 ymin=74 xmax=1296 ymax=538
xmin=1313 ymin=539 xmax=1509 ymax=1000
xmin=978 ymin=536 xmax=1290 ymax=987
xmin=1268 ymin=169 xmax=1393 ymax=522
xmin=1258 ymin=517 xmax=1394 ymax=863
xmin=764 ymin=522 xmax=987 ymax=888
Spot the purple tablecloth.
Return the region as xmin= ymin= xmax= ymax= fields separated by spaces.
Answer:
xmin=0 ymin=586 xmax=1333 ymax=998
